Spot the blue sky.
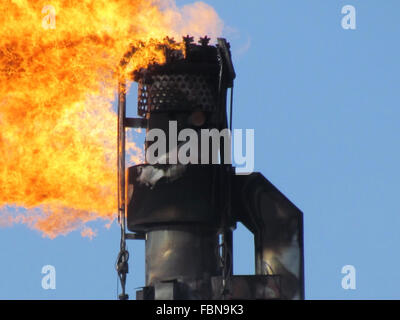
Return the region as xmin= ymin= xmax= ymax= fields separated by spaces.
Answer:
xmin=1 ymin=0 xmax=400 ymax=299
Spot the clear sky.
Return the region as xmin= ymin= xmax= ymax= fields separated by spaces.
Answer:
xmin=1 ymin=0 xmax=400 ymax=299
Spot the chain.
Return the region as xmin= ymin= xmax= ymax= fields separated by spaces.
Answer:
xmin=217 ymin=232 xmax=232 ymax=300
xmin=116 ymin=77 xmax=129 ymax=300
xmin=116 ymin=237 xmax=129 ymax=300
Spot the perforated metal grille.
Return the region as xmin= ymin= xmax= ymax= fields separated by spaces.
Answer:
xmin=138 ymin=73 xmax=218 ymax=116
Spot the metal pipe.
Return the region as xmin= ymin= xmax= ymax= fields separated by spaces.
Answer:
xmin=117 ymin=78 xmax=126 ymax=235
xmin=116 ymin=77 xmax=129 ymax=300
xmin=145 ymin=225 xmax=220 ymax=299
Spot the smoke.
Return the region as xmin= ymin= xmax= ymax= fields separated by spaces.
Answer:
xmin=159 ymin=1 xmax=224 ymax=40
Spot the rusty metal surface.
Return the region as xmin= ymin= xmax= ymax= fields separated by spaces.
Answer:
xmin=233 ymin=173 xmax=304 ymax=300
xmin=128 ymin=166 xmax=304 ymax=300
xmin=121 ymin=37 xmax=304 ymax=300
xmin=117 ymin=80 xmax=126 ymax=224
xmin=134 ymin=40 xmax=222 ymax=117
xmin=211 ymin=275 xmax=281 ymax=300
xmin=137 ymin=73 xmax=219 ymax=115
xmin=124 ymin=117 xmax=147 ymax=128
xmin=127 ymin=164 xmax=229 ymax=232
xmin=145 ymin=226 xmax=220 ymax=299
xmin=154 ymin=281 xmax=180 ymax=300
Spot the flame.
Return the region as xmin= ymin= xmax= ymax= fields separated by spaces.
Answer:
xmin=0 ymin=0 xmax=223 ymax=237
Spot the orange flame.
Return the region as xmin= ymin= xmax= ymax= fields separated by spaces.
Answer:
xmin=0 ymin=0 xmax=223 ymax=237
